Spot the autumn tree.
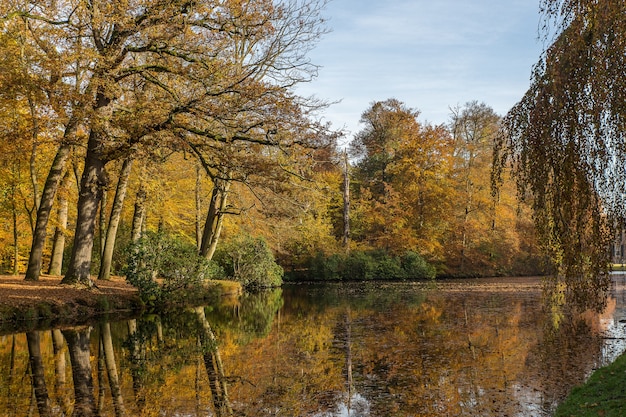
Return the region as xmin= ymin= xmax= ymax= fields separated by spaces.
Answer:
xmin=7 ymin=0 xmax=332 ymax=287
xmin=494 ymin=0 xmax=626 ymax=310
xmin=180 ymin=0 xmax=333 ymax=261
xmin=0 ymin=2 xmax=89 ymax=281
xmin=350 ymin=98 xmax=452 ymax=255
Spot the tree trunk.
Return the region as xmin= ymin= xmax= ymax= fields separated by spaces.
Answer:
xmin=62 ymin=128 xmax=108 ymax=287
xmin=195 ymin=165 xmax=203 ymax=252
xmin=101 ymin=322 xmax=126 ymax=417
xmin=27 ymin=97 xmax=41 ymax=234
xmin=25 ymin=142 xmax=72 ymax=281
xmin=99 ymin=158 xmax=133 ymax=281
xmin=99 ymin=189 xmax=108 ymax=259
xmin=48 ymin=171 xmax=71 ymax=276
xmin=199 ymin=178 xmax=231 ymax=260
xmin=11 ymin=189 xmax=19 ymax=275
xmin=342 ymin=151 xmax=350 ymax=250
xmin=63 ymin=327 xmax=97 ymax=417
xmin=131 ymin=184 xmax=147 ymax=244
xmin=26 ymin=331 xmax=52 ymax=417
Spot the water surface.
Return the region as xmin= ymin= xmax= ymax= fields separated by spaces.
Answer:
xmin=1 ymin=276 xmax=626 ymax=416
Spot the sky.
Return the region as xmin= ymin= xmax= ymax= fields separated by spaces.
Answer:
xmin=296 ymin=0 xmax=547 ymax=140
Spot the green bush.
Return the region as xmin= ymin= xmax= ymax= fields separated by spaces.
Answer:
xmin=309 ymin=252 xmax=341 ymax=280
xmin=305 ymin=250 xmax=436 ymax=281
xmin=124 ymin=231 xmax=224 ymax=305
xmin=375 ymin=254 xmax=406 ymax=280
xmin=342 ymin=251 xmax=376 ymax=280
xmin=401 ymin=251 xmax=436 ymax=280
xmin=213 ymin=234 xmax=283 ymax=289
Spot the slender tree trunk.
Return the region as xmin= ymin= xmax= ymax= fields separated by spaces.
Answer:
xmin=62 ymin=127 xmax=108 ymax=287
xmin=25 ymin=142 xmax=73 ymax=281
xmin=11 ymin=189 xmax=19 ymax=275
xmin=199 ymin=178 xmax=231 ymax=260
xmin=27 ymin=96 xmax=40 ymax=233
xmin=99 ymin=190 xmax=107 ymax=259
xmin=342 ymin=151 xmax=350 ymax=250
xmin=51 ymin=329 xmax=71 ymax=415
xmin=131 ymin=184 xmax=147 ymax=244
xmin=99 ymin=158 xmax=133 ymax=280
xmin=26 ymin=331 xmax=52 ymax=417
xmin=48 ymin=171 xmax=71 ymax=275
xmin=195 ymin=165 xmax=203 ymax=252
xmin=63 ymin=327 xmax=97 ymax=417
xmin=28 ymin=97 xmax=41 ymax=213
xmin=460 ymin=168 xmax=474 ymax=269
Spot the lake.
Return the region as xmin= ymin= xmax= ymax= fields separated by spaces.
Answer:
xmin=2 ymin=276 xmax=626 ymax=416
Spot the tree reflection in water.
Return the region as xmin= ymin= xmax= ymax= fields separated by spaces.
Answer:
xmin=0 ymin=280 xmax=625 ymax=416
xmin=63 ymin=327 xmax=97 ymax=417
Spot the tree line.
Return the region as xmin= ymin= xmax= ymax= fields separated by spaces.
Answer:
xmin=0 ymin=0 xmax=547 ymax=285
xmin=6 ymin=0 xmax=624 ymax=289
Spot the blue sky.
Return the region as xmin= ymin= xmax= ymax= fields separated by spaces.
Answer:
xmin=297 ymin=0 xmax=546 ymax=139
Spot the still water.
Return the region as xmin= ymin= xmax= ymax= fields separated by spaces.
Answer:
xmin=2 ymin=276 xmax=626 ymax=417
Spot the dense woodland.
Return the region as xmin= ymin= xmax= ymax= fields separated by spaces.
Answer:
xmin=0 ymin=0 xmax=550 ymax=287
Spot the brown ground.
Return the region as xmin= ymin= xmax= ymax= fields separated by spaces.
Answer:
xmin=0 ymin=274 xmax=142 ymax=333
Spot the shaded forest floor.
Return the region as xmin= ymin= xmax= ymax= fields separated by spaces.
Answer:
xmin=0 ymin=274 xmax=143 ymax=334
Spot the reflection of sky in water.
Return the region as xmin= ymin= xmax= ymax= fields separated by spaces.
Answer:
xmin=313 ymin=392 xmax=371 ymax=417
xmin=513 ymin=277 xmax=626 ymax=417
xmin=598 ymin=275 xmax=626 ymax=367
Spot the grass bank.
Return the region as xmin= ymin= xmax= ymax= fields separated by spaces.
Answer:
xmin=554 ymin=351 xmax=626 ymax=417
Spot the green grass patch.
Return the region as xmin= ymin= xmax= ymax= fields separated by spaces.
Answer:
xmin=554 ymin=352 xmax=626 ymax=417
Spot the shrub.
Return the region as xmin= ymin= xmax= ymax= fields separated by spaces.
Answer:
xmin=214 ymin=234 xmax=283 ymax=289
xmin=342 ymin=251 xmax=376 ymax=280
xmin=304 ymin=250 xmax=436 ymax=281
xmin=309 ymin=252 xmax=342 ymax=280
xmin=401 ymin=251 xmax=436 ymax=280
xmin=375 ymin=254 xmax=406 ymax=280
xmin=124 ymin=231 xmax=224 ymax=305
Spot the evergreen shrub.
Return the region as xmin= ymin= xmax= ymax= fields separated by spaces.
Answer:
xmin=307 ymin=250 xmax=436 ymax=281
xmin=213 ymin=234 xmax=283 ymax=289
xmin=124 ymin=231 xmax=224 ymax=305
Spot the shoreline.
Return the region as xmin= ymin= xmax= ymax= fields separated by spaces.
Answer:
xmin=0 ymin=275 xmax=242 ymax=335
xmin=0 ymin=274 xmax=144 ymax=334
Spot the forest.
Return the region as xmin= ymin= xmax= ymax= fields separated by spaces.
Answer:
xmin=0 ymin=0 xmax=548 ymax=291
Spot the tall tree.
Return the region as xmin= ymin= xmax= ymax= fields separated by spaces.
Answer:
xmin=449 ymin=102 xmax=501 ymax=270
xmin=47 ymin=171 xmax=72 ymax=275
xmin=98 ymin=157 xmax=133 ymax=280
xmin=350 ymin=99 xmax=452 ymax=254
xmin=10 ymin=0 xmax=332 ymax=286
xmin=494 ymin=0 xmax=626 ymax=310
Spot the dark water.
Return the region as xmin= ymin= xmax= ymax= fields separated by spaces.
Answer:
xmin=2 ymin=276 xmax=626 ymax=417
